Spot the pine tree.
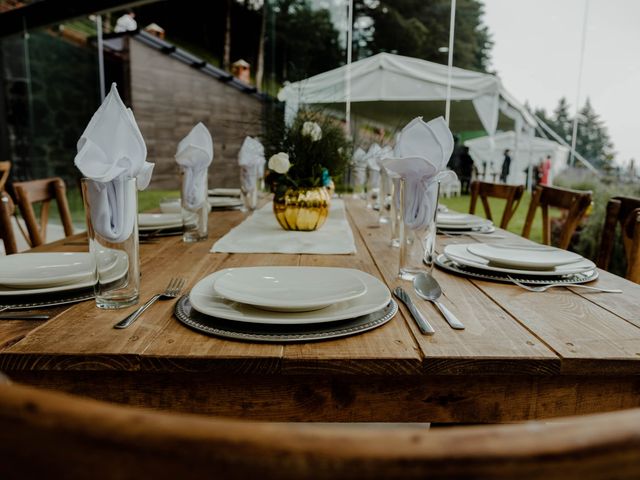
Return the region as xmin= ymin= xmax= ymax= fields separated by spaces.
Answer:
xmin=550 ymin=97 xmax=573 ymax=145
xmin=575 ymin=98 xmax=615 ymax=169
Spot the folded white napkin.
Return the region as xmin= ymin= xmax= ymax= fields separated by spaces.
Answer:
xmin=238 ymin=136 xmax=265 ymax=192
xmin=75 ymin=83 xmax=154 ymax=242
xmin=176 ymin=123 xmax=213 ymax=210
xmin=383 ymin=117 xmax=454 ymax=230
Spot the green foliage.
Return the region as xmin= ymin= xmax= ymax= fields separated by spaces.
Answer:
xmin=262 ymin=108 xmax=351 ymax=193
xmin=355 ymin=0 xmax=493 ymax=72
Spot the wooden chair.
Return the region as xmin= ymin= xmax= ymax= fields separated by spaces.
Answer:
xmin=0 ymin=191 xmax=18 ymax=254
xmin=597 ymin=196 xmax=640 ymax=283
xmin=522 ymin=185 xmax=592 ymax=249
xmin=1 ymin=379 xmax=640 ymax=480
xmin=11 ymin=177 xmax=74 ymax=247
xmin=469 ymin=181 xmax=524 ymax=229
xmin=0 ymin=161 xmax=10 ymax=192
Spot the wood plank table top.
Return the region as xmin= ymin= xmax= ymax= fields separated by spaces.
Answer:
xmin=1 ymin=198 xmax=639 ymax=423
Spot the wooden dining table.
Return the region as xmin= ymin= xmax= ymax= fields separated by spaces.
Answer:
xmin=1 ymin=199 xmax=639 ymax=423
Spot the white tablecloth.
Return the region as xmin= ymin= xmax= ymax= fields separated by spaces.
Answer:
xmin=210 ymin=199 xmax=357 ymax=254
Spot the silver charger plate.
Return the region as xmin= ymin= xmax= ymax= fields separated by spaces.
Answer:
xmin=0 ymin=288 xmax=95 ymax=311
xmin=437 ymin=224 xmax=496 ymax=234
xmin=435 ymin=254 xmax=599 ymax=284
xmin=174 ymin=296 xmax=398 ymax=343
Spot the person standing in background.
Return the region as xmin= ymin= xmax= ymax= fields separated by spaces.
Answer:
xmin=500 ymin=149 xmax=511 ymax=183
xmin=458 ymin=146 xmax=475 ymax=195
xmin=541 ymin=154 xmax=552 ymax=185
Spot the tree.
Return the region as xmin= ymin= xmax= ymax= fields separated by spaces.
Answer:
xmin=575 ymin=98 xmax=615 ymax=169
xmin=550 ymin=97 xmax=573 ymax=145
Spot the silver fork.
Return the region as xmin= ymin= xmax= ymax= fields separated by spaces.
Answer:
xmin=114 ymin=277 xmax=186 ymax=329
xmin=507 ymin=276 xmax=622 ymax=294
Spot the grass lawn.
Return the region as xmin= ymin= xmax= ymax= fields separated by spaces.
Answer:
xmin=439 ymin=191 xmax=555 ymax=244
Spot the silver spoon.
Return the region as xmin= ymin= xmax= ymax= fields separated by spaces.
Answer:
xmin=413 ymin=273 xmax=465 ymax=330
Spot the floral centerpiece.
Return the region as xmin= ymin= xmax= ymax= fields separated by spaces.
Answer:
xmin=264 ymin=112 xmax=350 ymax=231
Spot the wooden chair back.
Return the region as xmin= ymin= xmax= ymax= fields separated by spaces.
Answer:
xmin=469 ymin=181 xmax=524 ymax=229
xmin=597 ymin=196 xmax=640 ymax=283
xmin=0 ymin=191 xmax=18 ymax=255
xmin=0 ymin=161 xmax=10 ymax=192
xmin=522 ymin=185 xmax=592 ymax=249
xmin=1 ymin=379 xmax=640 ymax=480
xmin=12 ymin=177 xmax=74 ymax=247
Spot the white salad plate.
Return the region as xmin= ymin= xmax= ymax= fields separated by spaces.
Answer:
xmin=208 ymin=197 xmax=243 ymax=208
xmin=0 ymin=251 xmax=128 ymax=296
xmin=212 ymin=267 xmax=368 ymax=312
xmin=466 ymin=243 xmax=583 ymax=270
xmin=208 ymin=188 xmax=241 ymax=197
xmin=0 ymin=252 xmax=95 ymax=288
xmin=443 ymin=244 xmax=596 ymax=277
xmin=190 ymin=269 xmax=390 ymax=324
xmin=138 ymin=213 xmax=183 ymax=231
xmin=437 ymin=212 xmax=487 ymax=225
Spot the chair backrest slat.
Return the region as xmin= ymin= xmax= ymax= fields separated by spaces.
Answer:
xmin=469 ymin=181 xmax=524 ymax=229
xmin=1 ymin=380 xmax=640 ymax=479
xmin=12 ymin=177 xmax=74 ymax=247
xmin=0 ymin=191 xmax=18 ymax=254
xmin=522 ymin=185 xmax=592 ymax=250
xmin=597 ymin=196 xmax=640 ymax=283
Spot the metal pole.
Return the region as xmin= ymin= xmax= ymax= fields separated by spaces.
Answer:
xmin=345 ymin=0 xmax=354 ymax=137
xmin=569 ymin=0 xmax=589 ymax=167
xmin=444 ymin=0 xmax=456 ymax=126
xmin=96 ymin=15 xmax=106 ymax=101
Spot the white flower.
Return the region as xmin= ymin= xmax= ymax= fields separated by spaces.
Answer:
xmin=301 ymin=121 xmax=322 ymax=142
xmin=268 ymin=152 xmax=291 ymax=174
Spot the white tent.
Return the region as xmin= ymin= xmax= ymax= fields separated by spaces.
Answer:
xmin=277 ymin=52 xmax=536 ymax=136
xmin=464 ymin=131 xmax=569 ymax=185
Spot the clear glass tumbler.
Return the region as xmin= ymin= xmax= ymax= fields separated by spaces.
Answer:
xmin=181 ymin=169 xmax=209 ymax=242
xmin=240 ymin=165 xmax=258 ymax=212
xmin=82 ymin=177 xmax=140 ymax=309
xmin=398 ymin=177 xmax=440 ymax=280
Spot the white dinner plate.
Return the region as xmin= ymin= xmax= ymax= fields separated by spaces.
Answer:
xmin=212 ymin=267 xmax=368 ymax=312
xmin=190 ymin=269 xmax=391 ymax=324
xmin=443 ymin=244 xmax=596 ymax=277
xmin=138 ymin=213 xmax=183 ymax=230
xmin=466 ymin=243 xmax=583 ymax=270
xmin=208 ymin=197 xmax=243 ymax=208
xmin=0 ymin=250 xmax=128 ymax=296
xmin=208 ymin=188 xmax=241 ymax=197
xmin=437 ymin=212 xmax=487 ymax=225
xmin=0 ymin=253 xmax=95 ymax=288
xmin=159 ymin=198 xmax=181 ymax=214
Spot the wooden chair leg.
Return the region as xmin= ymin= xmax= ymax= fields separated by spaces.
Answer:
xmin=597 ymin=199 xmax=621 ymax=270
xmin=522 ymin=187 xmax=542 ymax=240
xmin=541 ymin=205 xmax=551 ymax=245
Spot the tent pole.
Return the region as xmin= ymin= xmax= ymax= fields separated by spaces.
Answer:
xmin=569 ymin=0 xmax=589 ymax=167
xmin=96 ymin=14 xmax=105 ymax=101
xmin=345 ymin=0 xmax=354 ymax=137
xmin=444 ymin=0 xmax=456 ymax=126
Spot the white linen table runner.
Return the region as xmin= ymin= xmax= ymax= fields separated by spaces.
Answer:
xmin=210 ymin=199 xmax=356 ymax=254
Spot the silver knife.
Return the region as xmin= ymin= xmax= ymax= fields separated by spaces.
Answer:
xmin=393 ymin=287 xmax=435 ymax=335
xmin=0 ymin=312 xmax=50 ymax=320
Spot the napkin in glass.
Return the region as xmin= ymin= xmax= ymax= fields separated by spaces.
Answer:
xmin=175 ymin=122 xmax=213 ymax=210
xmin=75 ymin=83 xmax=154 ymax=242
xmin=383 ymin=116 xmax=454 ymax=229
xmin=238 ymin=136 xmax=265 ymax=192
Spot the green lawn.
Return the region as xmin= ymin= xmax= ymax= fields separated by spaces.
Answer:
xmin=439 ymin=192 xmax=555 ymax=244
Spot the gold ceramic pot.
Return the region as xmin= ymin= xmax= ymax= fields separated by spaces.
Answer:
xmin=273 ymin=186 xmax=331 ymax=231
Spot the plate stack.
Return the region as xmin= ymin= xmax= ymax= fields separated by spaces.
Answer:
xmin=436 ymin=243 xmax=598 ymax=284
xmin=175 ymin=266 xmax=397 ymax=342
xmin=437 ymin=212 xmax=494 ymax=233
xmin=208 ymin=188 xmax=243 ymax=210
xmin=0 ymin=252 xmax=124 ymax=310
xmin=138 ymin=213 xmax=185 ymax=236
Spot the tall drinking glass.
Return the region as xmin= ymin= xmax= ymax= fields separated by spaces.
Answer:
xmin=398 ymin=177 xmax=440 ymax=280
xmin=181 ymin=169 xmax=209 ymax=242
xmin=82 ymin=177 xmax=140 ymax=309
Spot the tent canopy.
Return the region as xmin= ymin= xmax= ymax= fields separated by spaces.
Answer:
xmin=464 ymin=131 xmax=569 ymax=185
xmin=278 ymin=52 xmax=536 ymax=136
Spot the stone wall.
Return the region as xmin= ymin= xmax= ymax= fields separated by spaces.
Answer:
xmin=129 ymin=39 xmax=263 ymax=190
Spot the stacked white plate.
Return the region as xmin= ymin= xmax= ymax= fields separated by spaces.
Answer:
xmin=138 ymin=213 xmax=184 ymax=232
xmin=0 ymin=252 xmax=126 ymax=298
xmin=188 ymin=266 xmax=392 ymax=325
xmin=436 ymin=211 xmax=494 ymax=233
xmin=208 ymin=188 xmax=243 ymax=209
xmin=436 ymin=243 xmax=598 ymax=284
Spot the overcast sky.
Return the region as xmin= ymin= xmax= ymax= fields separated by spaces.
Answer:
xmin=483 ymin=0 xmax=640 ymax=166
